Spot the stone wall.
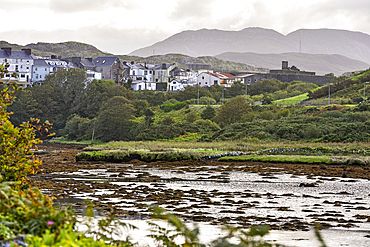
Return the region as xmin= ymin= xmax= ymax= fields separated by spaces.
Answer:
xmin=247 ymin=73 xmax=333 ymax=86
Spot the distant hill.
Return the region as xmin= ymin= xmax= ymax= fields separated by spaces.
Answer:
xmin=0 ymin=41 xmax=264 ymax=73
xmin=215 ymin=52 xmax=369 ymax=76
xmin=26 ymin=41 xmax=114 ymax=58
xmin=136 ymin=53 xmax=268 ymax=73
xmin=129 ymin=28 xmax=370 ymax=65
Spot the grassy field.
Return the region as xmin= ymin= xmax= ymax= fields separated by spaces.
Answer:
xmin=49 ymin=138 xmax=370 ymax=164
xmin=274 ymin=93 xmax=309 ymax=105
xmin=219 ymin=154 xmax=334 ymax=164
xmin=51 ymin=139 xmax=370 ymax=153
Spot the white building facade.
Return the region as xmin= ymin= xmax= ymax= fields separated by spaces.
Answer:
xmin=197 ymin=72 xmax=235 ymax=87
xmin=0 ymin=48 xmax=34 ymax=85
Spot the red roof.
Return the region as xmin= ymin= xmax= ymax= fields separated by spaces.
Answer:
xmin=207 ymin=72 xmax=234 ymax=79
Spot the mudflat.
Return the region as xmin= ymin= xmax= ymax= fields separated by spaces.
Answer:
xmin=30 ymin=142 xmax=370 ymax=231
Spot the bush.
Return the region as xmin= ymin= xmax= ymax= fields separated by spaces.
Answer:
xmin=200 ymin=106 xmax=216 ymax=120
xmin=63 ymin=115 xmax=92 ymax=141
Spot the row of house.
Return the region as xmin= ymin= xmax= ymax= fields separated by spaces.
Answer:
xmin=0 ymin=47 xmax=333 ymax=90
xmin=0 ymin=47 xmax=202 ymax=91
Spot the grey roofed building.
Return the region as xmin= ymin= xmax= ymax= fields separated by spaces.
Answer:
xmin=93 ymin=56 xmax=125 ymax=83
xmin=33 ymin=59 xmax=50 ymax=67
xmin=93 ymin=56 xmax=119 ymax=67
xmin=0 ymin=48 xmax=34 ymax=59
xmin=71 ymin=57 xmax=95 ymax=70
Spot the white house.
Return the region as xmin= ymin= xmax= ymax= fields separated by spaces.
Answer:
xmin=31 ymin=58 xmax=77 ymax=84
xmin=131 ymin=81 xmax=156 ymax=91
xmin=168 ymin=79 xmax=192 ymax=91
xmin=127 ymin=62 xmax=154 ymax=82
xmin=0 ymin=47 xmax=34 ymax=85
xmin=153 ymin=63 xmax=176 ymax=83
xmin=86 ymin=70 xmax=102 ymax=81
xmin=197 ymin=72 xmax=235 ymax=87
xmin=32 ymin=59 xmax=51 ymax=84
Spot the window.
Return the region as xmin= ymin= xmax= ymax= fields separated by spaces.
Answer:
xmin=202 ymin=76 xmax=204 ymax=79
xmin=36 ymin=74 xmax=38 ymax=79
xmin=20 ymin=74 xmax=25 ymax=78
xmin=144 ymin=71 xmax=147 ymax=75
xmin=133 ymin=71 xmax=135 ymax=75
xmin=100 ymin=68 xmax=103 ymax=72
xmin=26 ymin=67 xmax=29 ymax=70
xmin=35 ymin=68 xmax=37 ymax=71
xmin=45 ymin=68 xmax=47 ymax=71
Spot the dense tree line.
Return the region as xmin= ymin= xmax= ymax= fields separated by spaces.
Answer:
xmin=6 ymin=68 xmax=370 ymax=143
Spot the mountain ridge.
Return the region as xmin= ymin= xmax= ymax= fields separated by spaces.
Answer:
xmin=215 ymin=52 xmax=369 ymax=76
xmin=129 ymin=27 xmax=370 ymax=65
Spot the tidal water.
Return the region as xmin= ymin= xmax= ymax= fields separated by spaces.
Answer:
xmin=52 ymin=162 xmax=370 ymax=246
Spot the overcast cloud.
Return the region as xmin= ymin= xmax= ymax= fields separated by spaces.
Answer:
xmin=1 ymin=0 xmax=370 ymax=54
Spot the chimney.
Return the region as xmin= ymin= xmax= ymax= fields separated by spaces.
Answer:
xmin=72 ymin=57 xmax=82 ymax=63
xmin=162 ymin=63 xmax=167 ymax=69
xmin=282 ymin=61 xmax=288 ymax=70
xmin=21 ymin=48 xmax=31 ymax=55
xmin=51 ymin=55 xmax=57 ymax=59
xmin=1 ymin=47 xmax=11 ymax=55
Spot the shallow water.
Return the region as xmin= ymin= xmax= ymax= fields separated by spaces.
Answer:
xmin=50 ymin=162 xmax=370 ymax=246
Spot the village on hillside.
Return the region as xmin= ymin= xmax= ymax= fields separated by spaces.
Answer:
xmin=0 ymin=47 xmax=333 ymax=91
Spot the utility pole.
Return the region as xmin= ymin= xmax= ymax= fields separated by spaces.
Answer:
xmin=245 ymin=83 xmax=248 ymax=103
xmin=91 ymin=119 xmax=96 ymax=144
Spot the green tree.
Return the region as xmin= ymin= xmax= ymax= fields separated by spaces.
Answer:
xmin=95 ymin=96 xmax=136 ymax=142
xmin=229 ymin=81 xmax=246 ymax=98
xmin=201 ymin=106 xmax=216 ymax=120
xmin=63 ymin=114 xmax=92 ymax=141
xmin=0 ymin=85 xmax=41 ymax=188
xmin=185 ymin=110 xmax=198 ymax=123
xmin=248 ymin=79 xmax=285 ymax=96
xmin=171 ymin=86 xmax=213 ymax=102
xmin=136 ymin=90 xmax=167 ymax=106
xmin=45 ymin=68 xmax=88 ymax=116
xmin=214 ymin=95 xmax=251 ymax=127
xmin=209 ymin=84 xmax=224 ymax=102
xmin=132 ymin=99 xmax=149 ymax=117
xmin=83 ymin=80 xmax=136 ymax=119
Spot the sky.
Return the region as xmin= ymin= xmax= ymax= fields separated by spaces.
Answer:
xmin=1 ymin=0 xmax=370 ymax=55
